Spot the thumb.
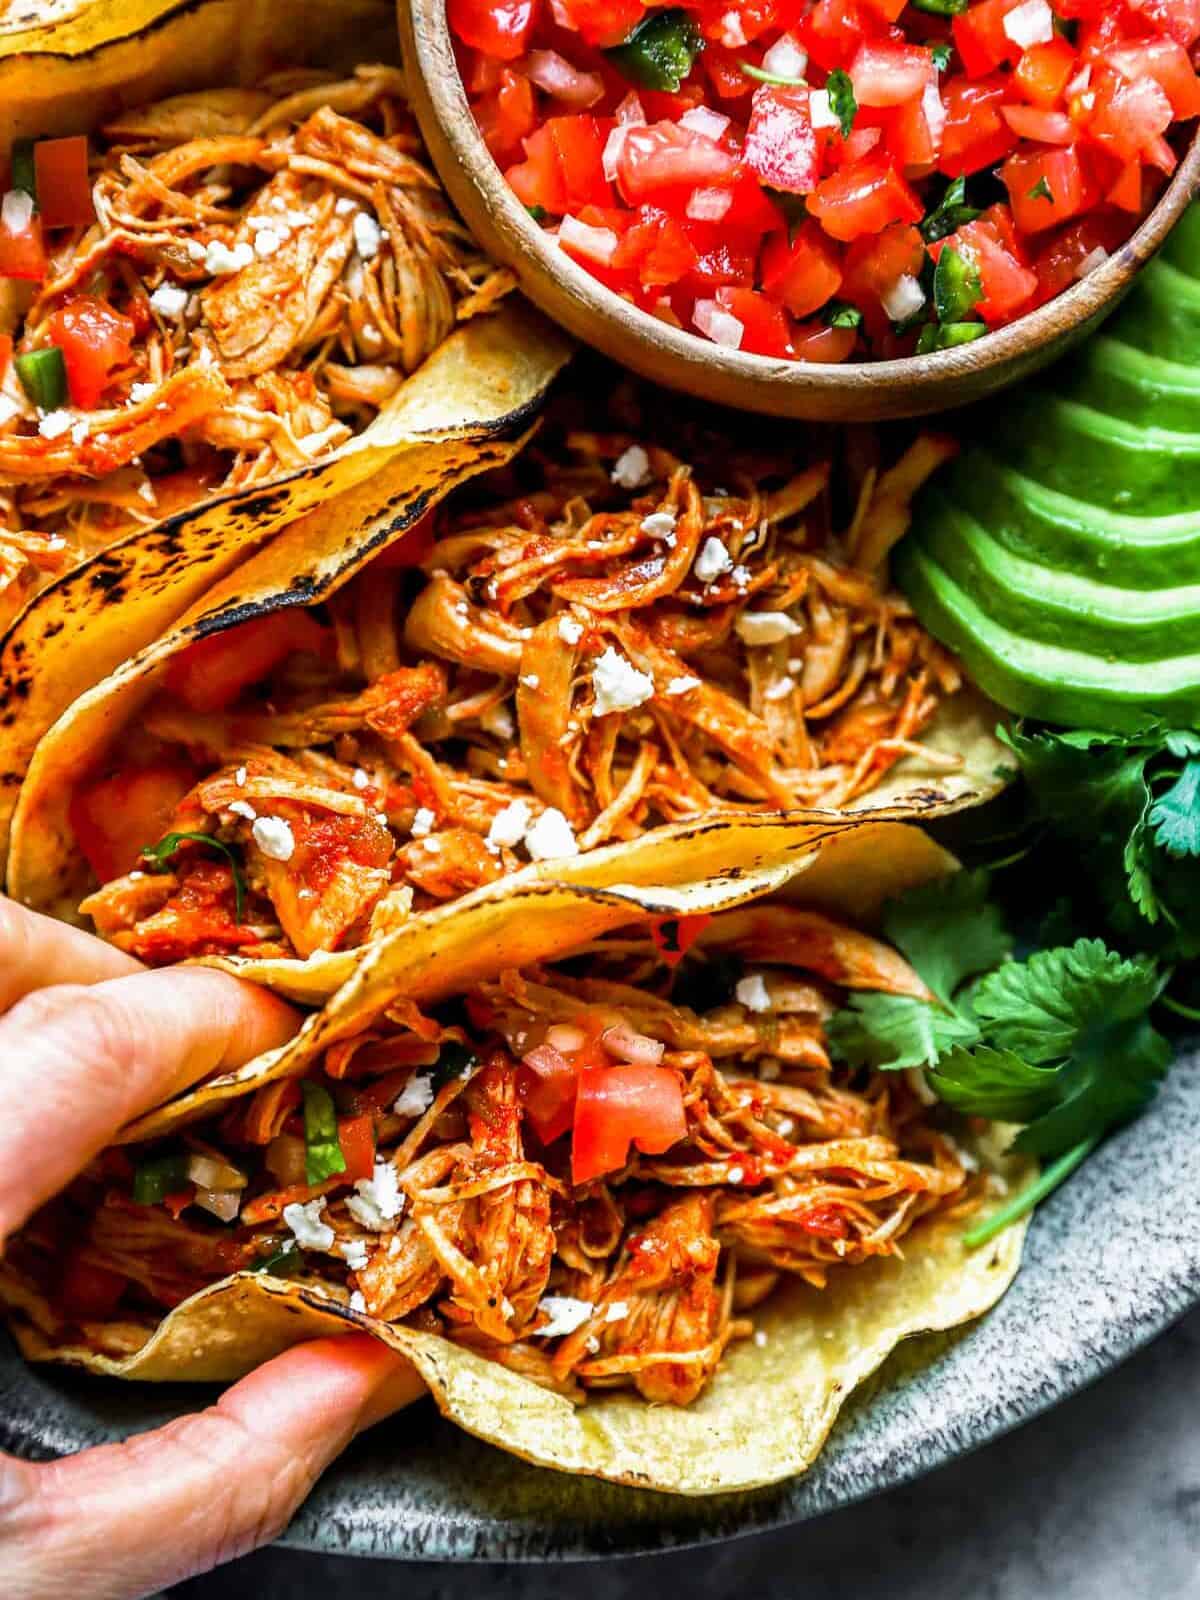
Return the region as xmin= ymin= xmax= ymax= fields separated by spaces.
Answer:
xmin=2 ymin=1335 xmax=423 ymax=1600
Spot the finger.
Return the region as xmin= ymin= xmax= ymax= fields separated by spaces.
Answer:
xmin=0 ymin=967 xmax=297 ymax=1247
xmin=3 ymin=1334 xmax=425 ymax=1600
xmin=0 ymin=897 xmax=141 ymax=1012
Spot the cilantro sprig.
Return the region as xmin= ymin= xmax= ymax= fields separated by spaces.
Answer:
xmin=830 ymin=874 xmax=1174 ymax=1246
xmin=141 ymin=831 xmax=246 ymax=922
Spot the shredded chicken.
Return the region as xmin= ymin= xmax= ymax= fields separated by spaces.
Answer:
xmin=14 ymin=908 xmax=986 ymax=1407
xmin=76 ymin=388 xmax=965 ymax=966
xmin=0 ymin=64 xmax=511 ymax=623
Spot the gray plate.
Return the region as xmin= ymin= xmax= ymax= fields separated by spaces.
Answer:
xmin=3 ymin=1045 xmax=1197 ymax=1563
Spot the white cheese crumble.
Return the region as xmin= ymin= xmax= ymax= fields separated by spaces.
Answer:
xmin=128 ymin=381 xmax=157 ymax=403
xmin=536 ymin=1295 xmax=595 ymax=1338
xmin=283 ymin=1199 xmax=334 ymax=1251
xmin=349 ymin=1290 xmax=367 ymax=1313
xmin=71 ymin=420 xmax=90 ymax=446
xmin=605 ymin=1300 xmax=630 ymax=1322
xmin=234 ymin=766 xmax=247 ymax=786
xmin=410 ymin=806 xmax=436 ymax=837
xmin=524 ymin=806 xmax=579 ymax=861
xmin=520 ymin=673 xmax=540 ymax=689
xmin=1 ymin=189 xmax=33 ymax=231
xmin=253 ymin=227 xmax=282 ymax=257
xmin=694 ymin=535 xmax=733 ymax=583
xmin=591 ymin=646 xmax=654 ymax=716
xmin=339 ymin=1238 xmax=370 ymax=1271
xmin=353 ymin=210 xmax=383 ymax=258
xmin=37 ymin=410 xmax=74 ymax=440
xmin=736 ymin=973 xmax=772 ymax=1013
xmin=228 ymin=799 xmax=257 ymax=820
xmin=149 ymin=282 xmax=189 ymax=318
xmin=1003 ymin=0 xmax=1054 ymax=47
xmin=352 ymin=767 xmax=370 ymax=790
xmin=640 ymin=510 xmax=678 ymax=539
xmin=557 ymin=614 xmax=584 ymax=644
xmin=393 ymin=1072 xmax=435 ymax=1119
xmin=203 ymin=238 xmax=254 ymax=275
xmin=335 ymin=195 xmax=358 ymax=215
xmin=347 ymin=1159 xmax=405 ymax=1230
xmin=735 ymin=610 xmax=802 ymax=646
xmin=488 ymin=797 xmax=533 ymax=849
xmin=611 ymin=444 xmax=651 ymax=489
xmin=666 ymin=675 xmax=701 ymax=695
xmin=251 ymin=815 xmax=295 ymax=861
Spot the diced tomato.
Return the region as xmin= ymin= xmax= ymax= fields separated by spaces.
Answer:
xmin=1031 ymin=210 xmax=1126 ymax=298
xmin=45 ymin=296 xmax=134 ymax=409
xmin=953 ymin=0 xmax=1023 ymax=77
xmin=884 ymin=92 xmax=941 ymax=171
xmin=69 ymin=761 xmax=197 ymax=882
xmin=1001 ymin=104 xmax=1074 ymax=142
xmin=164 ymin=608 xmax=332 ymax=714
xmin=937 ymin=210 xmax=1038 ymax=321
xmin=743 ymin=85 xmax=819 ymax=193
xmin=722 ymin=170 xmax=788 ymax=234
xmin=761 ymin=221 xmax=843 ymax=316
xmin=0 ymin=206 xmax=45 ymax=280
xmin=520 ymin=1043 xmax=579 ymax=1144
xmin=552 ymin=0 xmax=644 ymax=46
xmin=545 ymin=115 xmax=613 ymax=209
xmin=58 ymin=1254 xmax=128 ymax=1319
xmin=801 ymin=0 xmax=878 ymax=71
xmin=715 ymin=286 xmax=796 ymax=355
xmin=617 ymin=121 xmax=739 ymax=204
xmin=163 ymin=1188 xmax=195 ymax=1220
xmin=337 ymin=1114 xmax=376 ymax=1183
xmin=1127 ymin=0 xmax=1200 ymax=47
xmin=507 ymin=125 xmax=570 ymax=213
xmin=1086 ymin=73 xmax=1175 ymax=166
xmin=849 ymin=40 xmax=933 ymax=107
xmin=33 ymin=135 xmax=94 ymax=229
xmin=446 ymin=0 xmax=539 ymax=59
xmin=939 ymin=73 xmax=1019 ymax=174
xmin=1002 ymin=144 xmax=1095 ymax=233
xmin=571 ymin=1063 xmax=687 ymax=1184
xmin=842 ymin=220 xmax=925 ymax=309
xmin=612 ymin=205 xmax=698 ymax=286
xmin=475 ymin=67 xmax=537 ymax=162
xmin=704 ymin=44 xmax=755 ymax=99
xmin=1013 ymin=36 xmax=1078 ymax=107
xmin=1104 ymin=38 xmax=1200 ymax=117
xmin=807 ymin=156 xmax=922 ymax=241
xmin=1107 ymin=160 xmax=1143 ymax=211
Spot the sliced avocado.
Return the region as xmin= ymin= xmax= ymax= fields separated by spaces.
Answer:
xmin=937 ymin=448 xmax=1200 ymax=589
xmin=895 ymin=539 xmax=1200 ymax=732
xmin=917 ymin=487 xmax=1200 ymax=659
xmin=898 ymin=213 xmax=1200 ymax=732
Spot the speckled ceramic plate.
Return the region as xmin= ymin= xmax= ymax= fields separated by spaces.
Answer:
xmin=3 ymin=1046 xmax=1197 ymax=1562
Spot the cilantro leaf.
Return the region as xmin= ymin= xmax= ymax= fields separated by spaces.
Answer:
xmin=829 ymin=991 xmax=979 ymax=1071
xmin=142 ymin=830 xmax=246 ymax=922
xmin=967 ymin=940 xmax=1164 ymax=1063
xmin=1148 ymin=759 xmax=1200 ymax=857
xmin=826 ymin=69 xmax=857 ymax=138
xmin=881 ymin=869 xmax=1011 ymax=1005
xmin=929 ymin=1044 xmax=1059 ymax=1123
xmin=301 ymin=1081 xmax=347 ymax=1185
xmin=1013 ymin=1012 xmax=1170 ymax=1157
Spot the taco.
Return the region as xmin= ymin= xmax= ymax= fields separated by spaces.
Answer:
xmin=0 ymin=0 xmax=571 ymax=866
xmin=1 ymin=831 xmax=1030 ymax=1494
xmin=7 ymin=372 xmax=1009 ymax=998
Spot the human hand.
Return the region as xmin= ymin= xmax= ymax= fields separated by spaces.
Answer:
xmin=0 ymin=898 xmax=423 ymax=1600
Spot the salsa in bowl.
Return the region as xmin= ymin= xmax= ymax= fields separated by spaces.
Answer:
xmin=444 ymin=0 xmax=1200 ymax=363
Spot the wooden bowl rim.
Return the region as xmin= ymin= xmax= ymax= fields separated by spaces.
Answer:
xmin=403 ymin=0 xmax=1200 ymax=405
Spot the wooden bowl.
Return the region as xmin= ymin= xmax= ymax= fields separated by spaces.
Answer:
xmin=399 ymin=0 xmax=1200 ymax=421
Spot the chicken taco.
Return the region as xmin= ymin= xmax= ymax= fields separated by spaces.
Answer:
xmin=6 ymin=373 xmax=1009 ymax=999
xmin=0 ymin=0 xmax=573 ymax=868
xmin=1 ymin=835 xmax=1031 ymax=1495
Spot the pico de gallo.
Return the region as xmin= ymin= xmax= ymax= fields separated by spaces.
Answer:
xmin=449 ymin=0 xmax=1200 ymax=360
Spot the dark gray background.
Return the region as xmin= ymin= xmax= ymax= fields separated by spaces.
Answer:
xmin=169 ymin=1304 xmax=1200 ymax=1600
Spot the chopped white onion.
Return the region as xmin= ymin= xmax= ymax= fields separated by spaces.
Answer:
xmin=679 ymin=105 xmax=731 ymax=141
xmin=525 ymin=49 xmax=604 ymax=107
xmin=546 ymin=1023 xmax=587 ymax=1053
xmin=1002 ymin=0 xmax=1054 ymax=49
xmin=194 ymin=1186 xmax=241 ymax=1222
xmin=602 ymin=1020 xmax=666 ymax=1066
xmin=1075 ymin=246 xmax=1110 ymax=279
xmin=187 ymin=1153 xmax=248 ymax=1191
xmin=616 ymin=91 xmax=647 ymax=125
xmin=761 ymin=33 xmax=808 ymax=80
xmin=693 ymin=298 xmax=744 ymax=349
xmin=603 ymin=124 xmax=630 ymax=182
xmin=1066 ymin=64 xmax=1092 ymax=95
xmin=809 ymin=88 xmax=839 ymax=130
xmin=881 ymin=273 xmax=926 ymax=323
xmin=921 ymin=82 xmax=946 ymax=152
xmin=686 ymin=185 xmax=733 ymax=221
xmin=559 ymin=214 xmax=620 ymax=265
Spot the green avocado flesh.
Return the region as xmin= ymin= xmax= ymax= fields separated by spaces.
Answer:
xmin=896 ymin=204 xmax=1200 ymax=731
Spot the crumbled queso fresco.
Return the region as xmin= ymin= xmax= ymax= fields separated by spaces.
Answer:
xmin=283 ymin=1198 xmax=334 ymax=1251
xmin=735 ymin=611 xmax=802 ymax=646
xmin=524 ymin=806 xmax=579 ymax=860
xmin=346 ymin=1158 xmax=405 ymax=1231
xmin=610 ymin=444 xmax=651 ymax=489
xmin=591 ymin=646 xmax=654 ymax=716
xmin=251 ymin=815 xmax=295 ymax=861
xmin=736 ymin=973 xmax=773 ymax=1013
xmin=393 ymin=1072 xmax=435 ymax=1119
xmin=536 ymin=1295 xmax=595 ymax=1338
xmin=694 ymin=535 xmax=733 ymax=583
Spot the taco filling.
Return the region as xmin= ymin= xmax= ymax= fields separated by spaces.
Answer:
xmin=70 ymin=389 xmax=974 ymax=967
xmin=0 ymin=63 xmax=512 ymax=626
xmin=11 ymin=902 xmax=993 ymax=1400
